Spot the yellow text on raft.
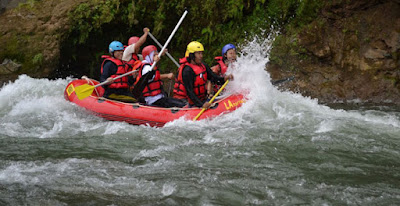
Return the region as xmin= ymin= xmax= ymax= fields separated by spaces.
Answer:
xmin=224 ymin=99 xmax=246 ymax=110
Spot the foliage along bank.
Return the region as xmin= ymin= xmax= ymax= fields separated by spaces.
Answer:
xmin=0 ymin=0 xmax=320 ymax=79
xmin=3 ymin=0 xmax=398 ymax=104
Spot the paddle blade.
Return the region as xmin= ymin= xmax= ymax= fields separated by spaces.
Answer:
xmin=74 ymin=84 xmax=95 ymax=100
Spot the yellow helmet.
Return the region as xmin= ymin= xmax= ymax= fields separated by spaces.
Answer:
xmin=185 ymin=41 xmax=204 ymax=57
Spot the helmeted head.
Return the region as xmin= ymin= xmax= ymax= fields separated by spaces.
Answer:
xmin=109 ymin=41 xmax=124 ymax=54
xmin=185 ymin=41 xmax=204 ymax=57
xmin=222 ymin=43 xmax=236 ymax=57
xmin=128 ymin=36 xmax=140 ymax=45
xmin=142 ymin=45 xmax=158 ymax=60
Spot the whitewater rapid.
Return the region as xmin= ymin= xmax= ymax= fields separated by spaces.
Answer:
xmin=0 ymin=37 xmax=399 ymax=205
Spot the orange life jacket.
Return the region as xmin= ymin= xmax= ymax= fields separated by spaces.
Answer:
xmin=135 ymin=63 xmax=163 ymax=97
xmin=100 ymin=55 xmax=131 ymax=89
xmin=173 ymin=57 xmax=208 ymax=104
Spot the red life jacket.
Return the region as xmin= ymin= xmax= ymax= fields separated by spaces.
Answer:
xmin=173 ymin=57 xmax=207 ymax=104
xmin=214 ymin=56 xmax=228 ymax=76
xmin=173 ymin=57 xmax=189 ymax=99
xmin=100 ymin=55 xmax=131 ymax=89
xmin=212 ymin=56 xmax=229 ymax=93
xmin=132 ymin=53 xmax=139 ymax=61
xmin=126 ymin=53 xmax=140 ymax=69
xmin=135 ymin=63 xmax=163 ymax=97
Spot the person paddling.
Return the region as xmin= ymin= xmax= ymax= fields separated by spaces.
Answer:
xmin=173 ymin=41 xmax=233 ymax=109
xmin=208 ymin=43 xmax=237 ymax=96
xmin=99 ymin=41 xmax=140 ymax=102
xmin=132 ymin=45 xmax=186 ymax=108
xmin=212 ymin=44 xmax=237 ymax=76
xmin=123 ymin=28 xmax=149 ymax=67
xmin=126 ymin=36 xmax=140 ymax=62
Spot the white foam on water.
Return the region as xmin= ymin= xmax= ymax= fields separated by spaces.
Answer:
xmin=204 ymin=36 xmax=399 ymax=134
xmin=315 ymin=119 xmax=336 ymax=133
xmin=162 ymin=182 xmax=177 ymax=196
xmin=0 ymin=75 xmax=137 ymax=138
xmin=0 ymin=158 xmax=168 ymax=197
xmin=0 ymin=35 xmax=399 ymax=140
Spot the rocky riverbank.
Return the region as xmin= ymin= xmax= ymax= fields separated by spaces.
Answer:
xmin=268 ymin=0 xmax=400 ymax=103
xmin=1 ymin=0 xmax=399 ymax=104
xmin=0 ymin=0 xmax=86 ymax=84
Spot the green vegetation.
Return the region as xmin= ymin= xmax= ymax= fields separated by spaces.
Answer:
xmin=64 ymin=0 xmax=325 ymax=75
xmin=68 ymin=0 xmax=121 ymax=44
xmin=268 ymin=0 xmax=324 ymax=70
xmin=17 ymin=0 xmax=41 ymax=11
xmin=0 ymin=0 xmax=56 ymax=75
xmin=32 ymin=53 xmax=43 ymax=65
xmin=1 ymin=0 xmax=326 ymax=77
xmin=64 ymin=0 xmax=269 ymax=74
xmin=0 ymin=34 xmax=43 ymax=73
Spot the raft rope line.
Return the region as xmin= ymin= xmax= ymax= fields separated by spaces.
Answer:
xmin=79 ymin=77 xmax=225 ymax=111
xmin=81 ymin=76 xmax=101 ymax=97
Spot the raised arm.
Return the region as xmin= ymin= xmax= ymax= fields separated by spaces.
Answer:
xmin=134 ymin=28 xmax=149 ymax=53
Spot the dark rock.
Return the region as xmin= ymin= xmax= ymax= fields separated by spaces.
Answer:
xmin=268 ymin=0 xmax=400 ymax=104
xmin=0 ymin=59 xmax=21 ymax=74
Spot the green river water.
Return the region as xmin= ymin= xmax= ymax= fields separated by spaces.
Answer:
xmin=0 ymin=40 xmax=399 ymax=205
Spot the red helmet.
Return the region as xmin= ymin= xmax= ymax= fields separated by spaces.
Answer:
xmin=128 ymin=36 xmax=140 ymax=45
xmin=142 ymin=45 xmax=158 ymax=59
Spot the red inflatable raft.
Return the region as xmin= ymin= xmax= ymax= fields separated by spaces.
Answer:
xmin=64 ymin=78 xmax=246 ymax=127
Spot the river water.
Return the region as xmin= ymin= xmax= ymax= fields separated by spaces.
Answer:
xmin=0 ymin=39 xmax=399 ymax=205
